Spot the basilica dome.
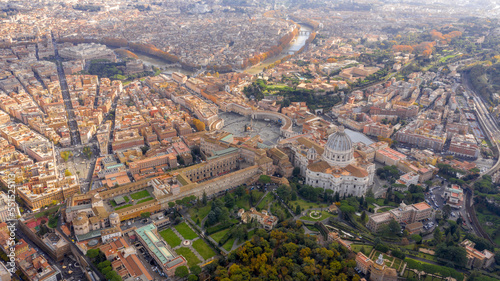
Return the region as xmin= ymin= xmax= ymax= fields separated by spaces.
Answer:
xmin=322 ymin=126 xmax=354 ymax=167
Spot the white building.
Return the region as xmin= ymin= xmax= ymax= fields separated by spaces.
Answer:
xmin=0 ymin=191 xmax=21 ymax=222
xmin=304 ymin=127 xmax=375 ymax=197
xmin=396 ymin=172 xmax=419 ymax=187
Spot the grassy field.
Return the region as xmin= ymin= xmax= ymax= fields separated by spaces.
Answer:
xmin=159 ymin=229 xmax=181 ymax=247
xmin=257 ymin=193 xmax=274 ymax=210
xmin=114 ymin=204 xmax=132 ymax=210
xmin=210 ymin=229 xmax=230 ymax=243
xmin=35 ymin=205 xmax=60 ymax=218
xmin=290 ymin=199 xmax=327 ymax=210
xmin=305 ymin=225 xmax=321 ymax=232
xmin=192 ymin=239 xmax=216 ymax=260
xmin=375 ymin=198 xmax=398 ymax=207
xmin=300 ymin=211 xmax=333 ymax=222
xmin=235 ymin=196 xmax=251 ymax=210
xmin=222 ymin=237 xmax=236 ymax=252
xmin=188 ymin=205 xmax=211 ymax=225
xmin=439 ymin=54 xmax=458 ymax=63
xmin=175 ymin=247 xmax=201 ymax=267
xmin=175 ymin=222 xmax=198 ymax=240
xmin=415 ymin=252 xmax=437 ymax=261
xmin=137 ymin=197 xmax=154 ymax=204
xmin=130 ymin=190 xmax=151 ymax=200
xmin=251 ymin=191 xmax=265 ymax=206
xmin=377 ymin=207 xmax=394 ymax=213
xmin=351 ymin=244 xmax=373 ymax=255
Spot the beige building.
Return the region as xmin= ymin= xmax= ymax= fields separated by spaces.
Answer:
xmin=460 ymin=240 xmax=495 ymax=269
xmin=238 ymin=208 xmax=278 ymax=230
xmin=367 ymin=202 xmax=432 ymax=232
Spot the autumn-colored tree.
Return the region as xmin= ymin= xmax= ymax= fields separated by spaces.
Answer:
xmin=430 ymin=29 xmax=444 ymax=41
xmin=193 ymin=119 xmax=205 ymax=131
xmin=392 ymin=45 xmax=414 ymax=53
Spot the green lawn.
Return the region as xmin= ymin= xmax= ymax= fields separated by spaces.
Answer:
xmin=159 ymin=229 xmax=181 ymax=247
xmin=351 ymin=244 xmax=373 ymax=255
xmin=130 ymin=190 xmax=151 ymax=200
xmin=222 ymin=237 xmax=236 ymax=252
xmin=415 ymin=252 xmax=436 ymax=261
xmin=247 ymin=229 xmax=256 ymax=238
xmin=235 ymin=195 xmax=251 ymax=210
xmin=192 ymin=239 xmax=216 ymax=260
xmin=300 ymin=211 xmax=333 ymax=222
xmin=250 ymin=191 xmax=265 ymax=206
xmin=439 ymin=54 xmax=458 ymax=63
xmin=175 ymin=247 xmax=201 ymax=267
xmin=175 ymin=222 xmax=198 ymax=240
xmin=257 ymin=193 xmax=274 ymax=210
xmin=375 ymin=198 xmax=398 ymax=207
xmin=137 ymin=197 xmax=154 ymax=204
xmin=290 ymin=199 xmax=327 ymax=210
xmin=210 ymin=229 xmax=230 ymax=243
xmin=110 ymin=200 xmax=117 ymax=207
xmin=377 ymin=207 xmax=394 ymax=213
xmin=115 ymin=204 xmax=133 ymax=210
xmin=188 ymin=205 xmax=212 ymax=225
xmin=124 ymin=196 xmax=130 ymax=202
xmin=305 ymin=225 xmax=321 ymax=232
xmin=34 ymin=205 xmax=60 ymax=218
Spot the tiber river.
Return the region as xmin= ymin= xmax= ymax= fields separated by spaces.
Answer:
xmin=128 ymin=23 xmax=313 ymax=76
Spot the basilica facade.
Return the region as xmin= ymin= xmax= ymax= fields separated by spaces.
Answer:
xmin=286 ymin=127 xmax=375 ymax=197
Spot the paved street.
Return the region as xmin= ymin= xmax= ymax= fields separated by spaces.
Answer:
xmin=51 ymin=34 xmax=81 ymax=146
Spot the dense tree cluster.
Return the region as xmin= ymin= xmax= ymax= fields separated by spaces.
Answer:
xmin=467 ymin=63 xmax=500 ymax=103
xmin=376 ymin=165 xmax=400 ymax=183
xmin=215 ymin=221 xmax=360 ymax=281
xmin=193 ymin=119 xmax=206 ymax=131
xmin=86 ymin=249 xmax=123 ymax=281
xmin=242 ymin=27 xmax=299 ymax=68
xmin=243 ymin=79 xmax=342 ymax=111
xmin=114 ymin=48 xmax=139 ymax=59
xmin=474 ymin=175 xmax=497 ymax=194
xmin=129 ymin=42 xmax=180 ymax=63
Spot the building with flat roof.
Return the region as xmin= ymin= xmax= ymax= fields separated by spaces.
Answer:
xmin=460 ymin=240 xmax=495 ymax=269
xmin=442 ymin=184 xmax=463 ymax=208
xmin=135 ymin=224 xmax=187 ymax=276
xmin=367 ymin=202 xmax=432 ymax=232
xmin=0 ymin=261 xmax=10 ymax=281
xmin=0 ymin=191 xmax=20 ymax=222
xmin=100 ymin=237 xmax=153 ymax=281
xmin=59 ymin=43 xmax=116 ymax=62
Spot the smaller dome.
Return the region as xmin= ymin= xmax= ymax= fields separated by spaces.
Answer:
xmin=109 ymin=212 xmax=119 ymax=219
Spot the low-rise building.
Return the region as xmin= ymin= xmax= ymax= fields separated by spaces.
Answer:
xmin=367 ymin=202 xmax=432 ymax=232
xmin=405 ymin=221 xmax=424 ymax=235
xmin=135 ymin=224 xmax=187 ymax=277
xmin=238 ymin=208 xmax=278 ymax=230
xmin=442 ymin=184 xmax=463 ymax=208
xmin=460 ymin=240 xmax=495 ymax=269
